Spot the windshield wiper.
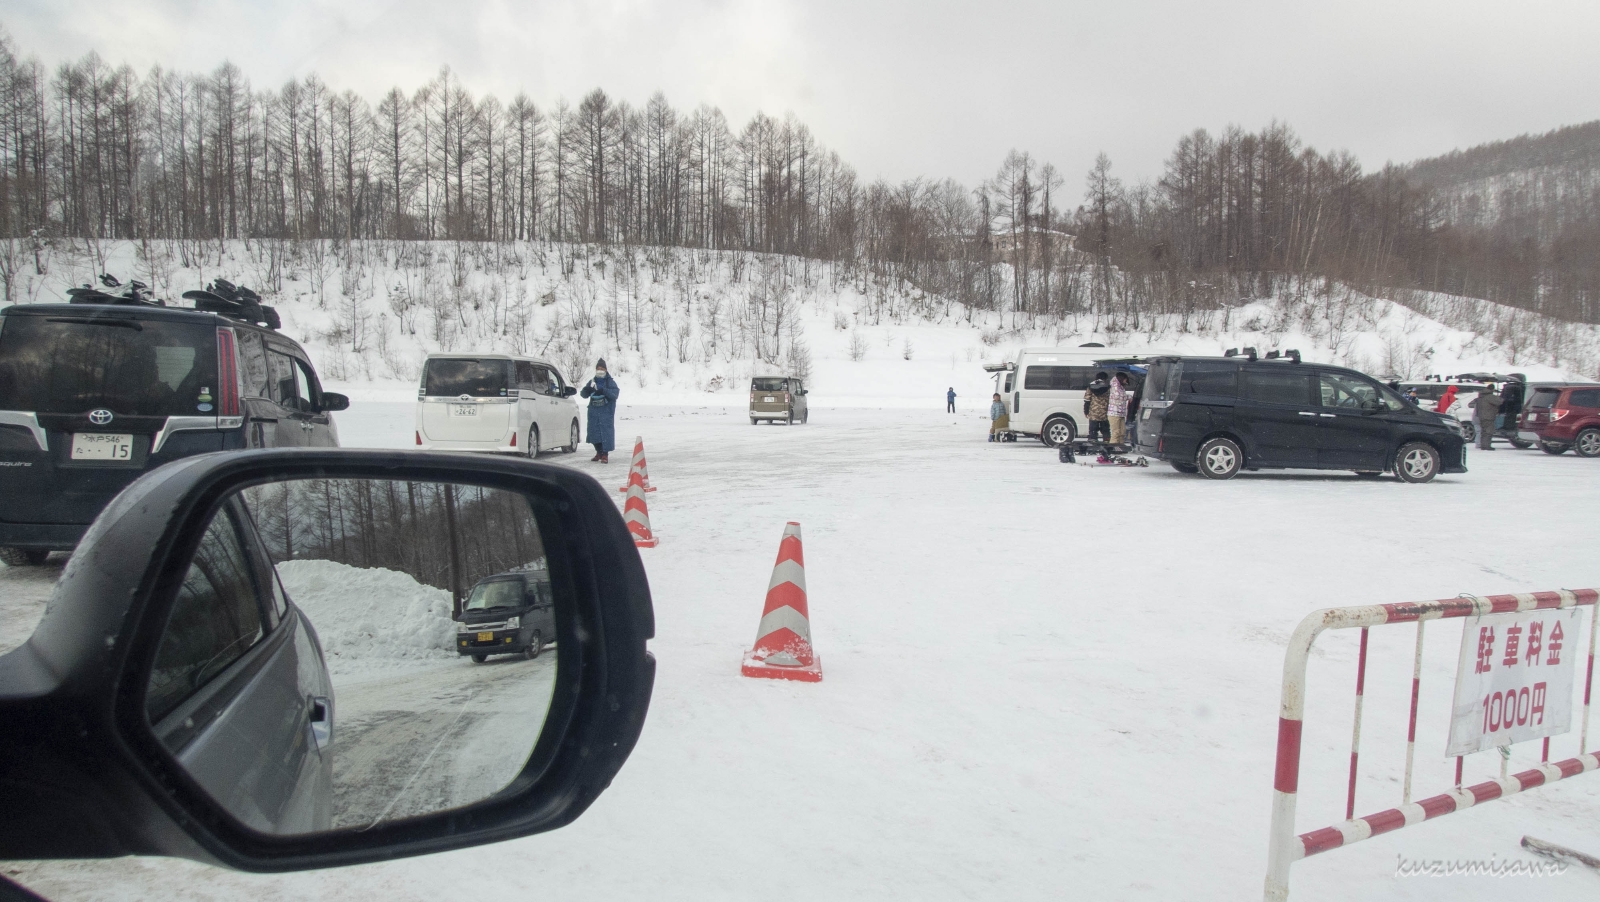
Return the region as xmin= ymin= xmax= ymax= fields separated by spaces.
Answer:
xmin=46 ymin=317 xmax=143 ymax=331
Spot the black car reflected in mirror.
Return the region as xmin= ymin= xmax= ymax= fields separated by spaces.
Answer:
xmin=147 ymin=477 xmax=561 ymax=835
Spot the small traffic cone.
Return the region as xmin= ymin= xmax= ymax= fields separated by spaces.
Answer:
xmin=741 ymin=522 xmax=821 ymax=682
xmin=622 ymin=472 xmax=659 ymax=548
xmin=617 ymin=437 xmax=657 ymax=493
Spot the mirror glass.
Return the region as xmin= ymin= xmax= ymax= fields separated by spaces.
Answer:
xmin=143 ymin=478 xmax=558 ymax=835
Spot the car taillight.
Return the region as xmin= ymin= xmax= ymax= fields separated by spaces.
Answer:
xmin=1553 ymin=408 xmax=1570 ymax=421
xmin=215 ymin=328 xmax=241 ymax=417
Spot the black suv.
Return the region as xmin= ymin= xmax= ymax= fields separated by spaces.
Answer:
xmin=1137 ymin=353 xmax=1467 ymax=482
xmin=0 ymin=288 xmax=347 ymax=564
xmin=455 ymin=570 xmax=557 ymax=662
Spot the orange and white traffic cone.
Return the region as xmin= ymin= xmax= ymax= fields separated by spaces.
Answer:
xmin=622 ymin=471 xmax=659 ymax=548
xmin=617 ymin=436 xmax=657 ymax=493
xmin=741 ymin=521 xmax=821 ymax=682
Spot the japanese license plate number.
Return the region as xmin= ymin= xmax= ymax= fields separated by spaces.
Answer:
xmin=70 ymin=433 xmax=133 ymax=461
xmin=477 ymin=631 xmax=494 ymax=642
xmin=764 ymin=396 xmax=775 ymax=403
xmin=451 ymin=404 xmax=479 ymax=417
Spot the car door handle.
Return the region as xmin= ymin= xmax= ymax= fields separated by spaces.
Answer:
xmin=1297 ymin=411 xmax=1317 ymax=417
xmin=308 ymin=696 xmax=332 ymax=750
xmin=1319 ymin=413 xmax=1337 ymax=418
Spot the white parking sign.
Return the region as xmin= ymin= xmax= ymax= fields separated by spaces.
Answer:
xmin=1447 ymin=607 xmax=1584 ymax=756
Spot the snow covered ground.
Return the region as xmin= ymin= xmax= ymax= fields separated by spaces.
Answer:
xmin=5 ymin=403 xmax=1600 ymax=900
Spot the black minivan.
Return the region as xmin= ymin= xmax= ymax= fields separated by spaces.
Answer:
xmin=0 ymin=297 xmax=347 ymax=564
xmin=1137 ymin=354 xmax=1467 ymax=482
xmin=454 ymin=570 xmax=557 ymax=663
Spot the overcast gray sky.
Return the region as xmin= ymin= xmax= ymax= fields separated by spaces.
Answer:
xmin=5 ymin=0 xmax=1599 ymax=190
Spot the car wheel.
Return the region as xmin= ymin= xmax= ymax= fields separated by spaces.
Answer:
xmin=470 ymin=654 xmax=488 ymax=664
xmin=1197 ymin=437 xmax=1243 ymax=479
xmin=1043 ymin=417 xmax=1076 ymax=447
xmin=1460 ymin=420 xmax=1476 ymax=443
xmin=802 ymin=410 xmax=809 ymax=424
xmin=1395 ymin=441 xmax=1440 ymax=483
xmin=1576 ymin=428 xmax=1600 ymax=458
xmin=1509 ymin=438 xmax=1534 ymax=449
xmin=524 ymin=632 xmax=543 ymax=660
xmin=1541 ymin=442 xmax=1569 ymax=455
xmin=526 ymin=425 xmax=540 ymax=459
xmin=565 ymin=420 xmax=580 ymax=452
xmin=0 ymin=547 xmax=49 ymax=567
xmin=787 ymin=412 xmax=794 ymax=425
xmin=1170 ymin=461 xmax=1199 ymax=474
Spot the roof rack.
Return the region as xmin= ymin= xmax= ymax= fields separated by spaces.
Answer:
xmin=66 ymin=273 xmax=165 ymax=308
xmin=181 ymin=278 xmax=280 ymax=329
xmin=1263 ymin=349 xmax=1302 ymax=363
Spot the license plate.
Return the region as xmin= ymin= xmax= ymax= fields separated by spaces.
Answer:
xmin=764 ymin=396 xmax=775 ymax=403
xmin=451 ymin=404 xmax=479 ymax=417
xmin=71 ymin=433 xmax=133 ymax=461
xmin=477 ymin=632 xmax=494 ymax=642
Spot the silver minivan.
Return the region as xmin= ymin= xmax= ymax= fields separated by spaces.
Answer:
xmin=416 ymin=354 xmax=582 ymax=456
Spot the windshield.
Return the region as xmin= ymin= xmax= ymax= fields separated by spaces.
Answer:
xmin=464 ymin=579 xmax=525 ymax=612
xmin=751 ymin=378 xmax=790 ymax=392
xmin=0 ymin=314 xmax=218 ymax=417
xmin=424 ymin=358 xmax=510 ymax=397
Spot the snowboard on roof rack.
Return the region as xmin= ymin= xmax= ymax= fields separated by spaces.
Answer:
xmin=181 ymin=277 xmax=280 ymax=329
xmin=66 ymin=273 xmax=164 ymax=307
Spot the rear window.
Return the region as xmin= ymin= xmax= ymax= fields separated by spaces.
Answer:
xmin=0 ymin=313 xmax=218 ymax=417
xmin=1182 ymin=362 xmax=1238 ymax=397
xmin=752 ymin=378 xmax=791 ymax=392
xmin=1142 ymin=361 xmax=1175 ymax=403
xmin=424 ymin=358 xmax=510 ymax=397
xmin=1528 ymin=388 xmax=1562 ymax=409
xmin=1566 ymin=389 xmax=1600 ymax=408
xmin=1023 ymin=365 xmax=1096 ymax=391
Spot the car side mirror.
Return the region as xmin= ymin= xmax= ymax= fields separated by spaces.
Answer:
xmin=562 ymin=386 xmax=577 ymax=397
xmin=319 ymin=392 xmax=350 ymax=412
xmin=798 ymin=390 xmax=808 ymax=396
xmin=0 ymin=450 xmax=654 ymax=871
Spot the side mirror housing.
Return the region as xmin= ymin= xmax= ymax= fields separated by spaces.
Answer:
xmin=0 ymin=450 xmax=654 ymax=871
xmin=319 ymin=392 xmax=350 ymax=412
xmin=562 ymin=386 xmax=578 ymax=398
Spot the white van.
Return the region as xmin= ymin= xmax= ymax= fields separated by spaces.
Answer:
xmin=416 ymin=354 xmax=582 ymax=456
xmin=988 ymin=345 xmax=1179 ymax=446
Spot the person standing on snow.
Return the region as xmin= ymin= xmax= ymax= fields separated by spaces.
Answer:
xmin=580 ymin=358 xmax=620 ymax=462
xmin=1084 ymin=371 xmax=1112 ymax=444
xmin=1473 ymin=388 xmax=1502 ymax=451
xmin=989 ymin=393 xmax=1009 ymax=442
xmin=1107 ymin=372 xmax=1131 ymax=447
xmin=947 ymin=387 xmax=957 ymax=413
xmin=1434 ymin=384 xmax=1459 ymax=414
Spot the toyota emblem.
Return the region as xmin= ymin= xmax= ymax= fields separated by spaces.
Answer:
xmin=87 ymin=409 xmax=114 ymax=426
xmin=458 ymin=394 xmax=472 ymax=402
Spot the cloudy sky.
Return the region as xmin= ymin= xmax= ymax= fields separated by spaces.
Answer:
xmin=5 ymin=0 xmax=1599 ymax=189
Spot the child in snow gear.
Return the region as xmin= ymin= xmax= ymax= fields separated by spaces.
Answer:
xmin=989 ymin=393 xmax=1009 ymax=441
xmin=1084 ymin=372 xmax=1111 ymax=443
xmin=581 ymin=359 xmax=620 ymax=462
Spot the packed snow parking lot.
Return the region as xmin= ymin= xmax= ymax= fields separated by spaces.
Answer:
xmin=5 ymin=404 xmax=1600 ymax=900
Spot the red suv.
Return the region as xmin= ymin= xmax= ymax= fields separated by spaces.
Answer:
xmin=1520 ymin=384 xmax=1600 ymax=456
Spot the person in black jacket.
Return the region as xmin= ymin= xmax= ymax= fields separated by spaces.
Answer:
xmin=1083 ymin=372 xmax=1111 ymax=443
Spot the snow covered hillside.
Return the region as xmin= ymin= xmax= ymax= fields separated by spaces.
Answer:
xmin=4 ymin=239 xmax=1597 ymax=411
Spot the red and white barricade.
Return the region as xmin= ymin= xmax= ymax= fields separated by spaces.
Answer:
xmin=1265 ymin=589 xmax=1599 ymax=901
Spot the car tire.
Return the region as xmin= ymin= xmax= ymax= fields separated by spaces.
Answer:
xmin=1460 ymin=421 xmax=1476 ymax=443
xmin=1197 ymin=437 xmax=1243 ymax=480
xmin=1576 ymin=428 xmax=1600 ymax=458
xmin=526 ymin=425 xmax=540 ymax=459
xmin=1395 ymin=441 xmax=1440 ymax=483
xmin=1509 ymin=438 xmax=1534 ymax=450
xmin=524 ymin=632 xmax=543 ymax=660
xmin=0 ymin=547 xmax=49 ymax=567
xmin=1541 ymin=443 xmax=1569 ymax=455
xmin=1042 ymin=417 xmax=1076 ymax=448
xmin=1170 ymin=461 xmax=1199 ymax=474
xmin=470 ymin=654 xmax=488 ymax=664
xmin=751 ymin=418 xmax=758 ymax=425
xmin=787 ymin=412 xmax=794 ymax=425
xmin=802 ymin=410 xmax=809 ymax=424
xmin=563 ymin=421 xmax=580 ymax=453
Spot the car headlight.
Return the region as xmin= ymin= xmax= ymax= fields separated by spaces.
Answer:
xmin=505 ymin=616 xmax=520 ymax=629
xmin=457 ymin=622 xmax=471 ymax=633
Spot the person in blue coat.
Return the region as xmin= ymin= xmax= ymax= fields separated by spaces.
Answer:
xmin=580 ymin=358 xmax=620 ymax=462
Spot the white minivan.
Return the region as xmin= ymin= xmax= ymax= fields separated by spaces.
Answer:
xmin=416 ymin=354 xmax=582 ymax=456
xmin=988 ymin=345 xmax=1178 ymax=446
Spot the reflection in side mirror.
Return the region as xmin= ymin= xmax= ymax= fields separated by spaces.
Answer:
xmin=144 ymin=477 xmax=557 ymax=836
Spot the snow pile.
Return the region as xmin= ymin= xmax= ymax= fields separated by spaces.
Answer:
xmin=274 ymin=558 xmax=456 ymax=677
